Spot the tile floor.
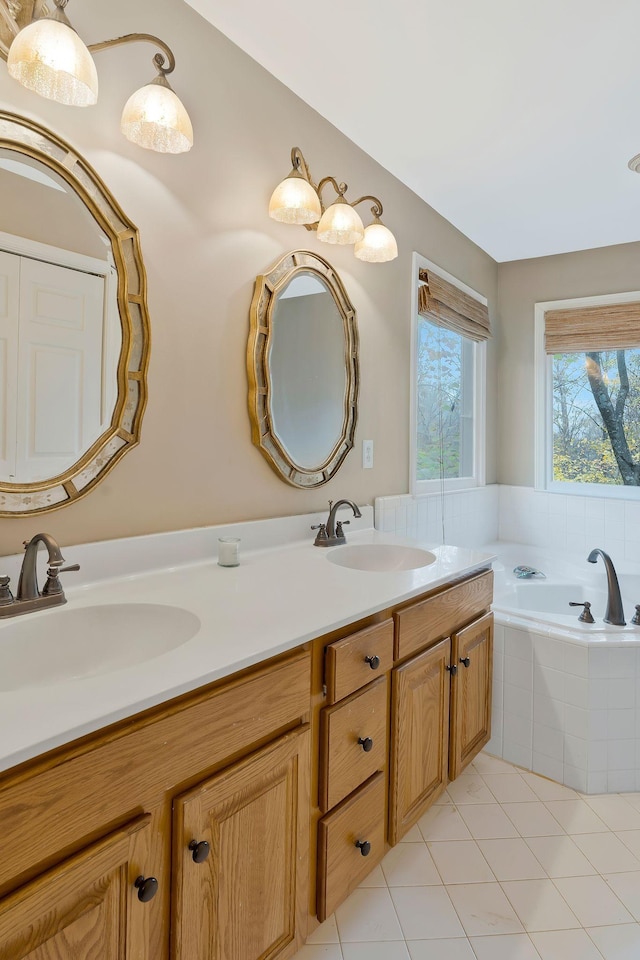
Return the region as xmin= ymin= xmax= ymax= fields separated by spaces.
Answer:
xmin=293 ymin=752 xmax=640 ymax=960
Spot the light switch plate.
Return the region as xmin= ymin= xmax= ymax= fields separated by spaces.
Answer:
xmin=362 ymin=440 xmax=374 ymax=469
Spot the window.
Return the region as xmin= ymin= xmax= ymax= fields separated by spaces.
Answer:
xmin=536 ymin=294 xmax=640 ymax=496
xmin=411 ymin=256 xmax=488 ymax=495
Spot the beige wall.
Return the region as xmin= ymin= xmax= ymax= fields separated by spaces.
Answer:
xmin=0 ymin=0 xmax=498 ymax=554
xmin=497 ymin=242 xmax=640 ymax=486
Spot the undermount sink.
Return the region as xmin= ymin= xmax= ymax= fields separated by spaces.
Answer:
xmin=327 ymin=544 xmax=437 ymax=572
xmin=0 ymin=603 xmax=201 ymax=692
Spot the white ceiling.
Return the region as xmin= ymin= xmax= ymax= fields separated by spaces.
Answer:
xmin=184 ymin=0 xmax=640 ymax=262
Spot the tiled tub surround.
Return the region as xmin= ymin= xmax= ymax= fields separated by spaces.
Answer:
xmin=374 ymin=486 xmax=500 ymax=548
xmin=0 ymin=506 xmax=493 ymax=774
xmin=489 ymin=545 xmax=640 ymax=795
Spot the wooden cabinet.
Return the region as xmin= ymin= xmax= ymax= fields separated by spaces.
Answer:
xmin=390 ymin=638 xmax=451 ymax=844
xmin=0 ymin=648 xmax=311 ymax=960
xmin=0 ymin=815 xmax=154 ymax=960
xmin=450 ymin=613 xmax=494 ymax=780
xmin=172 ymin=728 xmax=310 ymax=960
xmin=389 ymin=605 xmax=494 ymax=843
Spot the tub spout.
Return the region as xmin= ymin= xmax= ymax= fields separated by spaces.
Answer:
xmin=587 ymin=548 xmax=625 ymax=625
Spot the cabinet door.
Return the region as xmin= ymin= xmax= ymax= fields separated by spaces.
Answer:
xmin=0 ymin=815 xmax=155 ymax=960
xmin=450 ymin=613 xmax=493 ymax=780
xmin=172 ymin=726 xmax=310 ymax=960
xmin=389 ymin=638 xmax=451 ymax=844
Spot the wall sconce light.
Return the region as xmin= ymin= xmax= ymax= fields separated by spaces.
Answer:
xmin=269 ymin=147 xmax=398 ymax=263
xmin=2 ymin=0 xmax=193 ymax=154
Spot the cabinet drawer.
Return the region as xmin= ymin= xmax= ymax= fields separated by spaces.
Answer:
xmin=317 ymin=773 xmax=386 ymax=921
xmin=395 ymin=569 xmax=493 ymax=660
xmin=325 ymin=620 xmax=394 ymax=703
xmin=319 ymin=677 xmax=388 ymax=812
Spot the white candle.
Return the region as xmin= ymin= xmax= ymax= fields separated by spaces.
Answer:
xmin=218 ymin=537 xmax=240 ymax=567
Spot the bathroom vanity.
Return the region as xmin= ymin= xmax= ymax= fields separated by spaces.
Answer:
xmin=0 ymin=529 xmax=493 ymax=960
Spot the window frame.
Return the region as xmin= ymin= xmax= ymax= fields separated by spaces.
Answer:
xmin=535 ymin=290 xmax=640 ymax=499
xmin=410 ymin=252 xmax=487 ymax=496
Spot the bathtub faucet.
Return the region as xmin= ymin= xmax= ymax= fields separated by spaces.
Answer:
xmin=587 ymin=548 xmax=625 ymax=626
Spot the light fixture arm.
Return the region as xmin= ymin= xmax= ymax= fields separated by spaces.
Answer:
xmin=317 ymin=175 xmax=349 ymax=208
xmin=349 ymin=194 xmax=384 ymax=218
xmin=291 ymin=146 xmax=314 ymax=185
xmin=87 ymin=32 xmax=177 ymax=77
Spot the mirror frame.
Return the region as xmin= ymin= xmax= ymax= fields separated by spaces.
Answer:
xmin=0 ymin=111 xmax=150 ymax=516
xmin=247 ymin=250 xmax=358 ymax=488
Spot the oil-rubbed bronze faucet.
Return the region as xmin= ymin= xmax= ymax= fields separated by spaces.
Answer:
xmin=0 ymin=533 xmax=80 ymax=618
xmin=587 ymin=548 xmax=625 ymax=625
xmin=311 ymin=499 xmax=362 ymax=547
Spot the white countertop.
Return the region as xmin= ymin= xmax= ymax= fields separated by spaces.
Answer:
xmin=0 ymin=517 xmax=493 ymax=774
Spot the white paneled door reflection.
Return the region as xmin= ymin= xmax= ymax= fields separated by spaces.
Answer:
xmin=0 ymin=250 xmax=105 ymax=482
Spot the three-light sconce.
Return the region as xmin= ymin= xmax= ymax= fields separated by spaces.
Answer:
xmin=269 ymin=147 xmax=398 ymax=263
xmin=3 ymin=0 xmax=193 ymax=154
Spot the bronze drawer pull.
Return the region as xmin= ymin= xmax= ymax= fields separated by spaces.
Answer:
xmin=358 ymin=736 xmax=374 ymax=753
xmin=446 ymin=663 xmax=457 ymax=676
xmin=459 ymin=657 xmax=471 ymax=668
xmin=364 ymin=655 xmax=380 ymax=670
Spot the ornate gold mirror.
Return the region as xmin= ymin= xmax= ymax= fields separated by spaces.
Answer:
xmin=247 ymin=250 xmax=358 ymax=487
xmin=0 ymin=111 xmax=150 ymax=515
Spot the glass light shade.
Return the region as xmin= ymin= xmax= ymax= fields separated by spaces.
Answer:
xmin=7 ymin=18 xmax=98 ymax=106
xmin=269 ymin=173 xmax=322 ymax=224
xmin=354 ymin=220 xmax=398 ymax=262
xmin=121 ymin=78 xmax=193 ymax=154
xmin=317 ymin=198 xmax=364 ymax=245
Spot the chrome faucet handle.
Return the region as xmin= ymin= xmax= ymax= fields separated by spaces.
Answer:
xmin=632 ymin=605 xmax=640 ymax=626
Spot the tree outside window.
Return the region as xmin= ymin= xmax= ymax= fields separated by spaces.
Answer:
xmin=552 ymin=349 xmax=640 ymax=486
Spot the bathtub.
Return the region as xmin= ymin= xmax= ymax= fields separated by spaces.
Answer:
xmin=487 ymin=542 xmax=640 ymax=794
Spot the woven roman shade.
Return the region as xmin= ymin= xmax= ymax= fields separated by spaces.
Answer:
xmin=545 ymin=301 xmax=640 ymax=353
xmin=418 ymin=268 xmax=490 ymax=342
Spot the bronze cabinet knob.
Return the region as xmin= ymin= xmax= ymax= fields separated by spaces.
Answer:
xmin=355 ymin=839 xmax=371 ymax=856
xmin=358 ymin=737 xmax=374 ymax=753
xmin=134 ymin=875 xmax=158 ymax=902
xmin=189 ymin=839 xmax=210 ymax=863
xmin=364 ymin=655 xmax=380 ymax=670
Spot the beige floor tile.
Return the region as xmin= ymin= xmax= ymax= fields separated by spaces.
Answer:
xmin=341 ymin=943 xmax=410 ymax=960
xmin=553 ymin=876 xmax=634 ymax=927
xmin=585 ymin=797 xmax=640 ymax=833
xmin=473 ymin=752 xmax=521 ymax=775
xmin=586 ymin=923 xmax=640 ymax=960
xmin=381 ymin=842 xmax=441 ymax=886
xmin=501 ymin=878 xmax=580 ymax=931
xmin=446 ymin=882 xmax=524 ymax=936
xmin=359 ymin=865 xmax=387 ymax=888
xmin=621 ymin=794 xmax=640 ymax=813
xmin=521 ymin=774 xmax=579 ymax=802
xmin=470 ymin=933 xmax=542 ymax=960
xmin=427 ymin=840 xmax=495 ymax=884
xmin=406 ymin=939 xmax=475 ymax=960
xmin=399 ymin=825 xmax=424 ymax=843
xmin=434 ymin=791 xmax=454 ymax=805
xmin=457 ymin=803 xmax=520 ymax=840
xmin=335 ymin=888 xmax=404 ymax=943
xmin=616 ymin=830 xmax=640 ymax=860
xmin=446 ymin=774 xmax=497 ymax=805
xmin=573 ymin=833 xmax=640 ymax=874
xmin=306 ymin=916 xmax=340 ymax=944
xmin=418 ymin=805 xmax=472 ymax=842
xmin=502 ymin=802 xmax=565 ymax=837
xmin=482 ymin=773 xmax=540 ymax=803
xmin=529 ymin=928 xmax=604 ymax=960
xmin=543 ymin=800 xmax=608 ymax=834
xmin=477 ymin=838 xmax=547 ymax=880
xmin=293 ymin=947 xmax=343 ymax=960
xmin=603 ymin=872 xmax=640 ymax=922
xmin=525 ymin=836 xmax=597 ymax=878
xmin=389 ymin=886 xmax=465 ymax=940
